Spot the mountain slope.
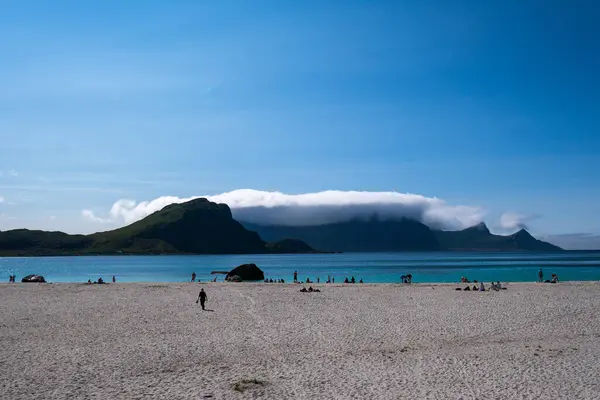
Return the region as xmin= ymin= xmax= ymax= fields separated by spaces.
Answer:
xmin=0 ymin=229 xmax=92 ymax=256
xmin=89 ymin=198 xmax=267 ymax=254
xmin=435 ymin=223 xmax=562 ymax=251
xmin=0 ymin=199 xmax=315 ymax=256
xmin=244 ymin=218 xmax=442 ymax=252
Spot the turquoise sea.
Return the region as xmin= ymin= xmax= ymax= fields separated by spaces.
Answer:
xmin=2 ymin=252 xmax=600 ymax=283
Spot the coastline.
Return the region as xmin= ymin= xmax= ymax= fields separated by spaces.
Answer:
xmin=2 ymin=282 xmax=599 ymax=399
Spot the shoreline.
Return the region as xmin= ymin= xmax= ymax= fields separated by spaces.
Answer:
xmin=2 ymin=280 xmax=598 ymax=286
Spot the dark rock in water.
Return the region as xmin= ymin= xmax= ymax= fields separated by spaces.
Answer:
xmin=21 ymin=274 xmax=46 ymax=283
xmin=226 ymin=263 xmax=264 ymax=281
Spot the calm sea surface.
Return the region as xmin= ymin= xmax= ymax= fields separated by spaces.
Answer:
xmin=2 ymin=252 xmax=600 ymax=283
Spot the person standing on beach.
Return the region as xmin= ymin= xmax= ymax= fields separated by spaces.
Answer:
xmin=191 ymin=272 xmax=196 ymax=282
xmin=196 ymin=288 xmax=207 ymax=310
xmin=112 ymin=276 xmax=116 ymax=283
xmin=538 ymin=269 xmax=543 ymax=283
xmin=293 ymin=271 xmax=298 ymax=283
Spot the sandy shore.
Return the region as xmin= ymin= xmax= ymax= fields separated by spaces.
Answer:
xmin=1 ymin=282 xmax=599 ymax=399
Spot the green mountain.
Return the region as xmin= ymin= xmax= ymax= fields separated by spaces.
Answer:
xmin=0 ymin=199 xmax=314 ymax=256
xmin=243 ymin=220 xmax=562 ymax=252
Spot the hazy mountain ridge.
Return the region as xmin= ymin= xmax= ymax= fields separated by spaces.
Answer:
xmin=243 ymin=220 xmax=562 ymax=252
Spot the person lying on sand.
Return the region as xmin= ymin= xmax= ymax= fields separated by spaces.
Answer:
xmin=300 ymin=287 xmax=321 ymax=293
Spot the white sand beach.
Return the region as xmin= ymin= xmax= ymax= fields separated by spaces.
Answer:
xmin=1 ymin=282 xmax=599 ymax=399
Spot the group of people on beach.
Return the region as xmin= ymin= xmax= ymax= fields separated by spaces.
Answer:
xmin=538 ymin=269 xmax=559 ymax=283
xmin=264 ymin=278 xmax=285 ymax=283
xmin=7 ymin=275 xmax=17 ymax=283
xmin=343 ymin=276 xmax=363 ymax=284
xmin=458 ymin=281 xmax=505 ymax=291
xmin=300 ymin=286 xmax=321 ymax=293
xmin=291 ymin=271 xmax=365 ymax=284
xmin=86 ymin=276 xmax=116 ymax=284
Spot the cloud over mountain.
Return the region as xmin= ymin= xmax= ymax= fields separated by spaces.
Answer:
xmin=82 ymin=189 xmax=485 ymax=230
xmin=499 ymin=212 xmax=539 ymax=231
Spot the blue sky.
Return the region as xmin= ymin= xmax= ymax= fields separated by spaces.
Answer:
xmin=0 ymin=1 xmax=599 ymax=246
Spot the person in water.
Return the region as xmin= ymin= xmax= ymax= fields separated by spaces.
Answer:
xmin=196 ymin=288 xmax=208 ymax=310
xmin=293 ymin=271 xmax=298 ymax=283
xmin=538 ymin=269 xmax=543 ymax=283
xmin=191 ymin=272 xmax=196 ymax=282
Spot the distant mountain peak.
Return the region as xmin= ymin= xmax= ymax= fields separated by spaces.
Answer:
xmin=512 ymin=228 xmax=534 ymax=239
xmin=465 ymin=222 xmax=490 ymax=233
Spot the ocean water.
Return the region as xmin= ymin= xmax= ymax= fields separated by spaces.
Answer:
xmin=1 ymin=252 xmax=600 ymax=283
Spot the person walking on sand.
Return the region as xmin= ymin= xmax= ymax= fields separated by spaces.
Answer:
xmin=191 ymin=272 xmax=196 ymax=282
xmin=196 ymin=288 xmax=208 ymax=310
xmin=112 ymin=275 xmax=116 ymax=283
xmin=538 ymin=269 xmax=543 ymax=283
xmin=293 ymin=270 xmax=298 ymax=283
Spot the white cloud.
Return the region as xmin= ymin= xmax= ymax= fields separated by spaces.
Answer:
xmin=82 ymin=189 xmax=485 ymax=230
xmin=0 ymin=170 xmax=18 ymax=178
xmin=0 ymin=196 xmax=4 ymax=204
xmin=499 ymin=212 xmax=539 ymax=231
xmin=81 ymin=209 xmax=114 ymax=224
